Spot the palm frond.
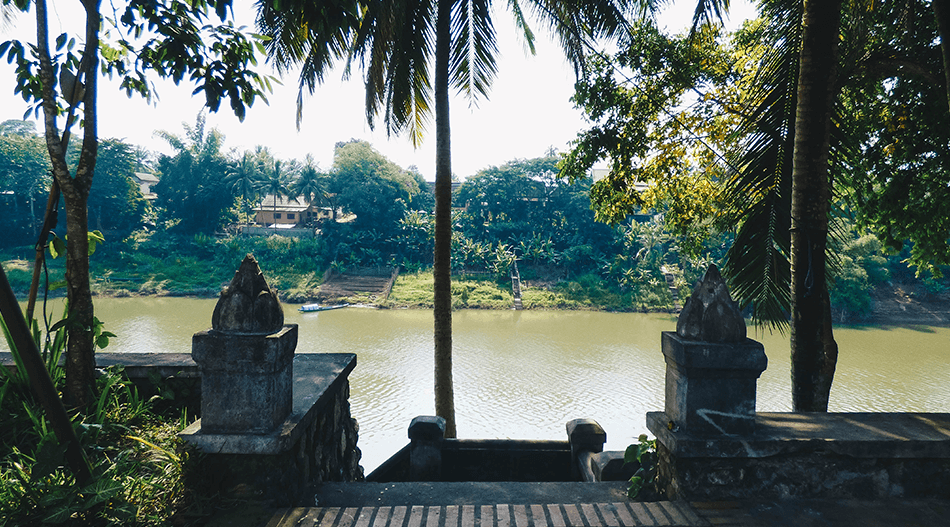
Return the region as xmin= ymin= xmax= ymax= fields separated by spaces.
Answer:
xmin=451 ymin=0 xmax=499 ymax=104
xmin=526 ymin=0 xmax=632 ymax=77
xmin=351 ymin=0 xmax=435 ymax=146
xmin=255 ymin=0 xmax=363 ymax=128
xmin=691 ymin=0 xmax=731 ymax=32
xmin=719 ymin=0 xmax=801 ymax=331
xmin=505 ymin=0 xmax=538 ymax=54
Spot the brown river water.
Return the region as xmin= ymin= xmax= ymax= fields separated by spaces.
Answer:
xmin=10 ymin=296 xmax=950 ymax=472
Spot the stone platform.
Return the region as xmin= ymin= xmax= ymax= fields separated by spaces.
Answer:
xmin=647 ymin=411 xmax=950 ymax=500
xmin=181 ymin=353 xmax=355 ymax=454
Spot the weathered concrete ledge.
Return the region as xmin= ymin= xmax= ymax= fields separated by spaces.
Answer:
xmin=648 ymin=411 xmax=950 ymax=458
xmin=2 ymin=351 xmax=201 ymax=414
xmin=180 ymin=353 xmax=355 ymax=455
xmin=1 ymin=351 xmax=198 ymax=377
xmin=648 ymin=411 xmax=950 ymax=499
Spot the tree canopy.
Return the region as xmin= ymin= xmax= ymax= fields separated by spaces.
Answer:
xmin=328 ymin=139 xmax=424 ymax=230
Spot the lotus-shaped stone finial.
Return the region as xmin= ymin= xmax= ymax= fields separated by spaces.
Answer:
xmin=211 ymin=254 xmax=284 ymax=333
xmin=676 ymin=264 xmax=746 ymax=342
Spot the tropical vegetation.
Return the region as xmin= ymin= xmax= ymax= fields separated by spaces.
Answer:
xmin=3 ymin=0 xmax=950 ymax=515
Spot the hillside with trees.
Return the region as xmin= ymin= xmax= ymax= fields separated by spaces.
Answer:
xmin=2 ymin=115 xmax=945 ymax=323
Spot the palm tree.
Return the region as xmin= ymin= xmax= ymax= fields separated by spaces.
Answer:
xmin=262 ymin=159 xmax=295 ymax=230
xmin=226 ymin=151 xmax=264 ymax=226
xmin=788 ymin=0 xmax=841 ymax=411
xmin=719 ymin=0 xmax=843 ymax=411
xmin=293 ymin=154 xmax=330 ymax=223
xmin=255 ymin=0 xmax=643 ymax=437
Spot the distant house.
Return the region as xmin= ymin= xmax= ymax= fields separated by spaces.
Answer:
xmin=132 ymin=172 xmax=160 ymax=201
xmin=253 ymin=195 xmax=335 ymax=227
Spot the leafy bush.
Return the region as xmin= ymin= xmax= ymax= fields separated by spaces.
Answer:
xmin=1 ymin=312 xmax=197 ymax=526
xmin=624 ymin=434 xmax=658 ymax=500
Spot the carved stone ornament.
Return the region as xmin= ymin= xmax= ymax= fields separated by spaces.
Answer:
xmin=676 ymin=264 xmax=746 ymax=342
xmin=211 ymin=254 xmax=284 ymax=333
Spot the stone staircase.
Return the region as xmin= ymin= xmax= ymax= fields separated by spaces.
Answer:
xmin=510 ymin=261 xmax=523 ymax=310
xmin=317 ymin=267 xmax=399 ymax=303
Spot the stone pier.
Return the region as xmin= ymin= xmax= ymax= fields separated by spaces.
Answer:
xmin=180 ymin=255 xmax=362 ymax=506
xmin=647 ymin=264 xmax=950 ymax=500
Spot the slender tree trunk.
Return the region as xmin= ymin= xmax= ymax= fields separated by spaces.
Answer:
xmin=62 ymin=185 xmax=95 ymax=408
xmin=433 ymin=0 xmax=457 ymax=437
xmin=36 ymin=0 xmax=100 ymax=408
xmin=933 ymin=0 xmax=950 ymax=111
xmin=790 ymin=0 xmax=840 ymax=412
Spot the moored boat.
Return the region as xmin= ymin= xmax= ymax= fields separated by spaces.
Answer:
xmin=298 ymin=303 xmax=349 ymax=312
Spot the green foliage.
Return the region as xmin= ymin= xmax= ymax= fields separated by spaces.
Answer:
xmin=0 ymin=125 xmax=52 ymax=246
xmin=328 ymin=140 xmax=422 ymax=231
xmin=0 ymin=312 xmax=196 ymax=525
xmin=560 ymin=22 xmax=731 ymax=236
xmin=87 ymin=139 xmax=151 ymax=232
xmin=456 ymin=153 xmax=612 ymax=255
xmin=87 ymin=231 xmax=329 ymax=297
xmin=153 ymin=114 xmax=236 ymax=233
xmin=828 ymin=230 xmax=891 ymax=323
xmin=836 ymin=0 xmax=950 ymax=278
xmin=623 ymin=434 xmax=657 ymax=500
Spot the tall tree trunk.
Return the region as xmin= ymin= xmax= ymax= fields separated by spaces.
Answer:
xmin=35 ymin=0 xmax=100 ymax=408
xmin=790 ymin=0 xmax=840 ymax=412
xmin=62 ymin=185 xmax=95 ymax=408
xmin=433 ymin=0 xmax=457 ymax=437
xmin=933 ymin=0 xmax=950 ymax=112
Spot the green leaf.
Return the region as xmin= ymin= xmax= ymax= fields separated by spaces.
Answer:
xmin=49 ymin=234 xmax=66 ymax=259
xmin=55 ymin=33 xmax=66 ymax=51
xmin=627 ymin=475 xmax=644 ymax=499
xmin=48 ymin=280 xmax=67 ymax=291
xmin=43 ymin=504 xmax=76 ymax=524
xmin=31 ymin=436 xmax=68 ymax=484
xmin=623 ymin=444 xmax=639 ymax=465
xmin=88 ymin=230 xmax=105 ymax=256
xmin=49 ymin=318 xmax=69 ymax=332
xmin=79 ymin=477 xmax=123 ymax=508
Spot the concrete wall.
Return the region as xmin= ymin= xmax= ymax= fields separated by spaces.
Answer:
xmin=187 ymin=377 xmax=363 ymax=505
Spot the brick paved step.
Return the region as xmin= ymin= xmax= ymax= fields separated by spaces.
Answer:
xmin=265 ymin=502 xmax=709 ymax=527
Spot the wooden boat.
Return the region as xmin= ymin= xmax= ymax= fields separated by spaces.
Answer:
xmin=298 ymin=303 xmax=349 ymax=313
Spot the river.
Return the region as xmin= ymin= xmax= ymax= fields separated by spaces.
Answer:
xmin=9 ymin=296 xmax=950 ymax=472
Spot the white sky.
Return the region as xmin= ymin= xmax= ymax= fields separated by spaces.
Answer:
xmin=1 ymin=1 xmax=755 ymax=181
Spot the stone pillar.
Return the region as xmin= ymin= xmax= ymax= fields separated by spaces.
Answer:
xmin=648 ymin=264 xmax=768 ymax=499
xmin=660 ymin=264 xmax=766 ymax=436
xmin=191 ymin=255 xmax=296 ymax=434
xmin=180 ymin=255 xmax=363 ymax=506
xmin=409 ymin=415 xmax=446 ymax=481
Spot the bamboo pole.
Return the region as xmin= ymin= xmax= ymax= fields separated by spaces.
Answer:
xmin=0 ymin=266 xmax=92 ymax=485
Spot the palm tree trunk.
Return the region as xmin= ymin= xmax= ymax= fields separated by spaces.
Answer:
xmin=433 ymin=0 xmax=457 ymax=438
xmin=790 ymin=0 xmax=841 ymax=412
xmin=933 ymin=0 xmax=950 ymax=112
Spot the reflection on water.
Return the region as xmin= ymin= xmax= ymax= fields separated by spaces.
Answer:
xmin=9 ymin=297 xmax=950 ymax=472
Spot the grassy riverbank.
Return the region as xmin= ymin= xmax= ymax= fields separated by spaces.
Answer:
xmin=0 ymin=231 xmax=678 ymax=312
xmin=2 ymin=230 xmax=949 ymax=320
xmin=384 ymin=270 xmax=674 ymax=312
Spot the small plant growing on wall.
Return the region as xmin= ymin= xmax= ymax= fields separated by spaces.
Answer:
xmin=624 ymin=434 xmax=657 ymax=499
